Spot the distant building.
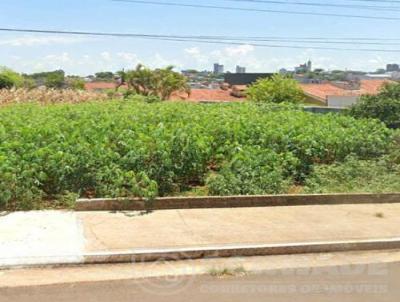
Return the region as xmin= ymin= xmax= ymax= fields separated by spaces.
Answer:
xmin=295 ymin=60 xmax=312 ymax=73
xmin=279 ymin=68 xmax=288 ymax=74
xmin=386 ymin=64 xmax=399 ymax=72
xmin=365 ymin=73 xmax=393 ymax=80
xmin=213 ymin=63 xmax=224 ymax=74
xmin=236 ymin=65 xmax=246 ymax=73
xmin=300 ymin=79 xmax=391 ymax=107
xmin=391 ymin=71 xmax=400 ymax=80
xmin=224 ymin=73 xmax=273 ymax=86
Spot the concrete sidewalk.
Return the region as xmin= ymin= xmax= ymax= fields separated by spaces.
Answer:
xmin=1 ymin=203 xmax=400 ymax=267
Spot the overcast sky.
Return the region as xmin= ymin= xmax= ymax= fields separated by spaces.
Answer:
xmin=1 ymin=0 xmax=400 ymax=75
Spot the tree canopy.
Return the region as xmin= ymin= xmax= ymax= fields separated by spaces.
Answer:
xmin=0 ymin=67 xmax=24 ymax=89
xmin=350 ymin=82 xmax=400 ymax=129
xmin=122 ymin=64 xmax=190 ymax=100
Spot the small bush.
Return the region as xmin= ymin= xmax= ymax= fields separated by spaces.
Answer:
xmin=44 ymin=71 xmax=65 ymax=88
xmin=350 ymin=82 xmax=400 ymax=129
xmin=69 ymin=78 xmax=85 ymax=90
xmin=207 ymin=147 xmax=298 ymax=195
xmin=304 ymin=155 xmax=400 ymax=193
xmin=247 ymin=74 xmax=305 ymax=104
xmin=0 ymin=67 xmax=24 ymax=89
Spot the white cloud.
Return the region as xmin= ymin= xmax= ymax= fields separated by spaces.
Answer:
xmin=184 ymin=47 xmax=208 ymax=65
xmin=117 ymin=52 xmax=139 ymax=66
xmin=225 ymin=44 xmax=255 ymax=57
xmin=184 ymin=47 xmax=200 ymax=55
xmin=0 ymin=43 xmax=391 ymax=75
xmin=45 ymin=52 xmax=72 ymax=63
xmin=100 ymin=51 xmax=112 ymax=61
xmin=149 ymin=53 xmax=183 ymax=69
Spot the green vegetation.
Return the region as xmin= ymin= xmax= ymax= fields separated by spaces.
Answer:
xmin=94 ymin=71 xmax=114 ymax=82
xmin=67 ymin=77 xmax=86 ymax=90
xmin=0 ymin=100 xmax=393 ymax=210
xmin=0 ymin=68 xmax=89 ymax=91
xmin=246 ymin=74 xmax=305 ymax=104
xmin=207 ymin=148 xmax=295 ymax=195
xmin=304 ymin=155 xmax=400 ymax=194
xmin=121 ymin=64 xmax=190 ymax=100
xmin=350 ymin=82 xmax=400 ymax=129
xmin=0 ymin=67 xmax=24 ymax=89
xmin=27 ymin=70 xmax=66 ymax=88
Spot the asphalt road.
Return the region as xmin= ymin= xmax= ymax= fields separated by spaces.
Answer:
xmin=1 ymin=261 xmax=399 ymax=302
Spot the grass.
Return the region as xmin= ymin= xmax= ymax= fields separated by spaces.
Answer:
xmin=304 ymin=155 xmax=400 ymax=194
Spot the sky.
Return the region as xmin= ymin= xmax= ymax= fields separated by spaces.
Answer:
xmin=1 ymin=0 xmax=400 ymax=75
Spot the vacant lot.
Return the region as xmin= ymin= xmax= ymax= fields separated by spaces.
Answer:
xmin=0 ymin=100 xmax=398 ymax=210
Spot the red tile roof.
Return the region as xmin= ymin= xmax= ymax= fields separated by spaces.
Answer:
xmin=300 ymin=83 xmax=346 ymax=101
xmin=359 ymin=79 xmax=390 ymax=95
xmin=300 ymin=79 xmax=392 ymax=101
xmin=171 ymin=89 xmax=241 ymax=102
xmin=85 ymin=82 xmax=128 ymax=90
xmin=85 ymin=83 xmax=240 ymax=102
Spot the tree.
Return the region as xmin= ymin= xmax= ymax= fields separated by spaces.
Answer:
xmin=350 ymin=82 xmax=400 ymax=129
xmin=68 ymin=78 xmax=85 ymax=90
xmin=246 ymin=74 xmax=305 ymax=104
xmin=27 ymin=70 xmax=65 ymax=88
xmin=95 ymin=71 xmax=114 ymax=81
xmin=44 ymin=70 xmax=65 ymax=88
xmin=123 ymin=64 xmax=190 ymax=100
xmin=0 ymin=74 xmax=14 ymax=89
xmin=0 ymin=67 xmax=24 ymax=89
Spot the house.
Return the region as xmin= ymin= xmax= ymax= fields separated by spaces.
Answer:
xmin=224 ymin=73 xmax=273 ymax=86
xmin=300 ymin=79 xmax=391 ymax=107
xmin=171 ymin=89 xmax=241 ymax=102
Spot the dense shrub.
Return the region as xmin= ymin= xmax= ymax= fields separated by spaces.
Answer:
xmin=44 ymin=71 xmax=65 ymax=88
xmin=0 ymin=101 xmax=392 ymax=209
xmin=350 ymin=82 xmax=400 ymax=129
xmin=68 ymin=78 xmax=86 ymax=90
xmin=206 ymin=147 xmax=297 ymax=195
xmin=304 ymin=155 xmax=400 ymax=193
xmin=247 ymin=74 xmax=305 ymax=104
xmin=0 ymin=74 xmax=14 ymax=89
xmin=26 ymin=70 xmax=66 ymax=88
xmin=122 ymin=64 xmax=190 ymax=100
xmin=0 ymin=67 xmax=24 ymax=89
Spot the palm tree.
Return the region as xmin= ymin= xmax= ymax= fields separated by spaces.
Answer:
xmin=123 ymin=64 xmax=190 ymax=100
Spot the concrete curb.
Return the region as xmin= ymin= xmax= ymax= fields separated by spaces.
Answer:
xmin=75 ymin=193 xmax=400 ymax=211
xmin=2 ymin=238 xmax=400 ymax=269
xmin=83 ymin=238 xmax=400 ymax=264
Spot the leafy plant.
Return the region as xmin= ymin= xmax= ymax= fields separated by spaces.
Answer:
xmin=0 ymin=101 xmax=393 ymax=210
xmin=68 ymin=78 xmax=86 ymax=90
xmin=26 ymin=70 xmax=66 ymax=88
xmin=206 ymin=147 xmax=296 ymax=195
xmin=304 ymin=155 xmax=400 ymax=193
xmin=247 ymin=74 xmax=305 ymax=104
xmin=44 ymin=71 xmax=65 ymax=88
xmin=0 ymin=67 xmax=24 ymax=89
xmin=122 ymin=64 xmax=190 ymax=100
xmin=350 ymin=82 xmax=400 ymax=129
